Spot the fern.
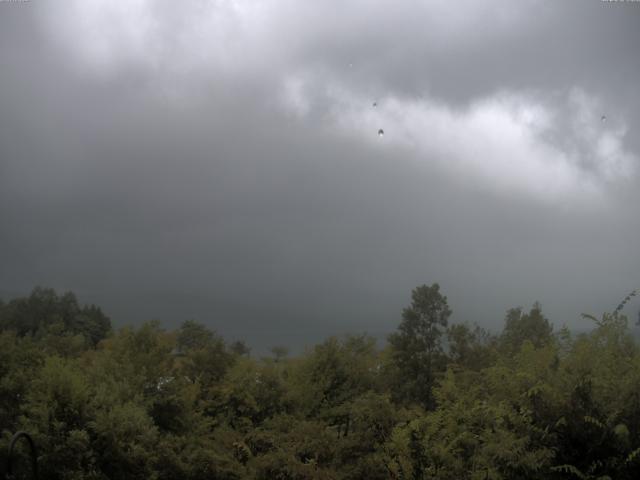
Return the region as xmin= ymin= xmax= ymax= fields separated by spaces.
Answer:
xmin=580 ymin=313 xmax=604 ymax=328
xmin=626 ymin=446 xmax=640 ymax=464
xmin=612 ymin=288 xmax=638 ymax=316
xmin=583 ymin=416 xmax=605 ymax=430
xmin=554 ymin=416 xmax=567 ymax=428
xmin=551 ymin=464 xmax=586 ymax=479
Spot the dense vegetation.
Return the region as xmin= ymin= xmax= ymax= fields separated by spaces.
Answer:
xmin=1 ymin=285 xmax=640 ymax=479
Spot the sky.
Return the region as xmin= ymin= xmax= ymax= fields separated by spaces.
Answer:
xmin=1 ymin=0 xmax=639 ymax=351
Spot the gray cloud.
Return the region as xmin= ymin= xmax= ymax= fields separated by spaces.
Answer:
xmin=1 ymin=0 xmax=639 ymax=351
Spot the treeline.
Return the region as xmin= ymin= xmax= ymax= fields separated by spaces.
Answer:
xmin=1 ymin=285 xmax=640 ymax=479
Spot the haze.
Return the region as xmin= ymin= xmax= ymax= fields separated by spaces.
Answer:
xmin=1 ymin=0 xmax=639 ymax=351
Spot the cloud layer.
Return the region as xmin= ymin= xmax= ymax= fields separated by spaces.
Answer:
xmin=40 ymin=0 xmax=638 ymax=204
xmin=1 ymin=0 xmax=639 ymax=350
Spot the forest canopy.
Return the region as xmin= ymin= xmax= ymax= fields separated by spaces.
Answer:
xmin=1 ymin=285 xmax=640 ymax=480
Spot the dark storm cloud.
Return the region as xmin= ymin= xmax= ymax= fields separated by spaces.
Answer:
xmin=1 ymin=1 xmax=639 ymax=351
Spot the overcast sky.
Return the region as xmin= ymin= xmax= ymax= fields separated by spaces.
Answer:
xmin=1 ymin=0 xmax=639 ymax=350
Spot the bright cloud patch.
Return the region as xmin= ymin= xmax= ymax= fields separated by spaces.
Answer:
xmin=42 ymin=0 xmax=272 ymax=75
xmin=41 ymin=0 xmax=539 ymax=76
xmin=280 ymin=80 xmax=637 ymax=204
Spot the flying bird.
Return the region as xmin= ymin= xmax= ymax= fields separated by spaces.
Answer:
xmin=378 ymin=129 xmax=384 ymax=137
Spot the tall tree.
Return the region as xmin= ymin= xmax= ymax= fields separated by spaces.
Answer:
xmin=0 ymin=287 xmax=111 ymax=347
xmin=175 ymin=320 xmax=235 ymax=392
xmin=177 ymin=319 xmax=215 ymax=351
xmin=388 ymin=283 xmax=452 ymax=409
xmin=499 ymin=302 xmax=553 ymax=354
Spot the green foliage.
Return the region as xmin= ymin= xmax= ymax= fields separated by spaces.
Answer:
xmin=2 ymin=286 xmax=640 ymax=479
xmin=446 ymin=322 xmax=497 ymax=370
xmin=213 ymin=358 xmax=290 ymax=429
xmin=91 ymin=402 xmax=159 ymax=479
xmin=175 ymin=319 xmax=235 ymax=390
xmin=612 ymin=288 xmax=638 ymax=318
xmin=177 ymin=320 xmax=216 ymax=351
xmin=19 ymin=357 xmax=99 ymax=479
xmin=388 ymin=283 xmax=452 ymax=408
xmin=0 ymin=331 xmax=43 ymax=432
xmin=292 ymin=335 xmax=379 ymax=418
xmin=499 ymin=302 xmax=553 ymax=354
xmin=0 ymin=287 xmax=111 ymax=348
